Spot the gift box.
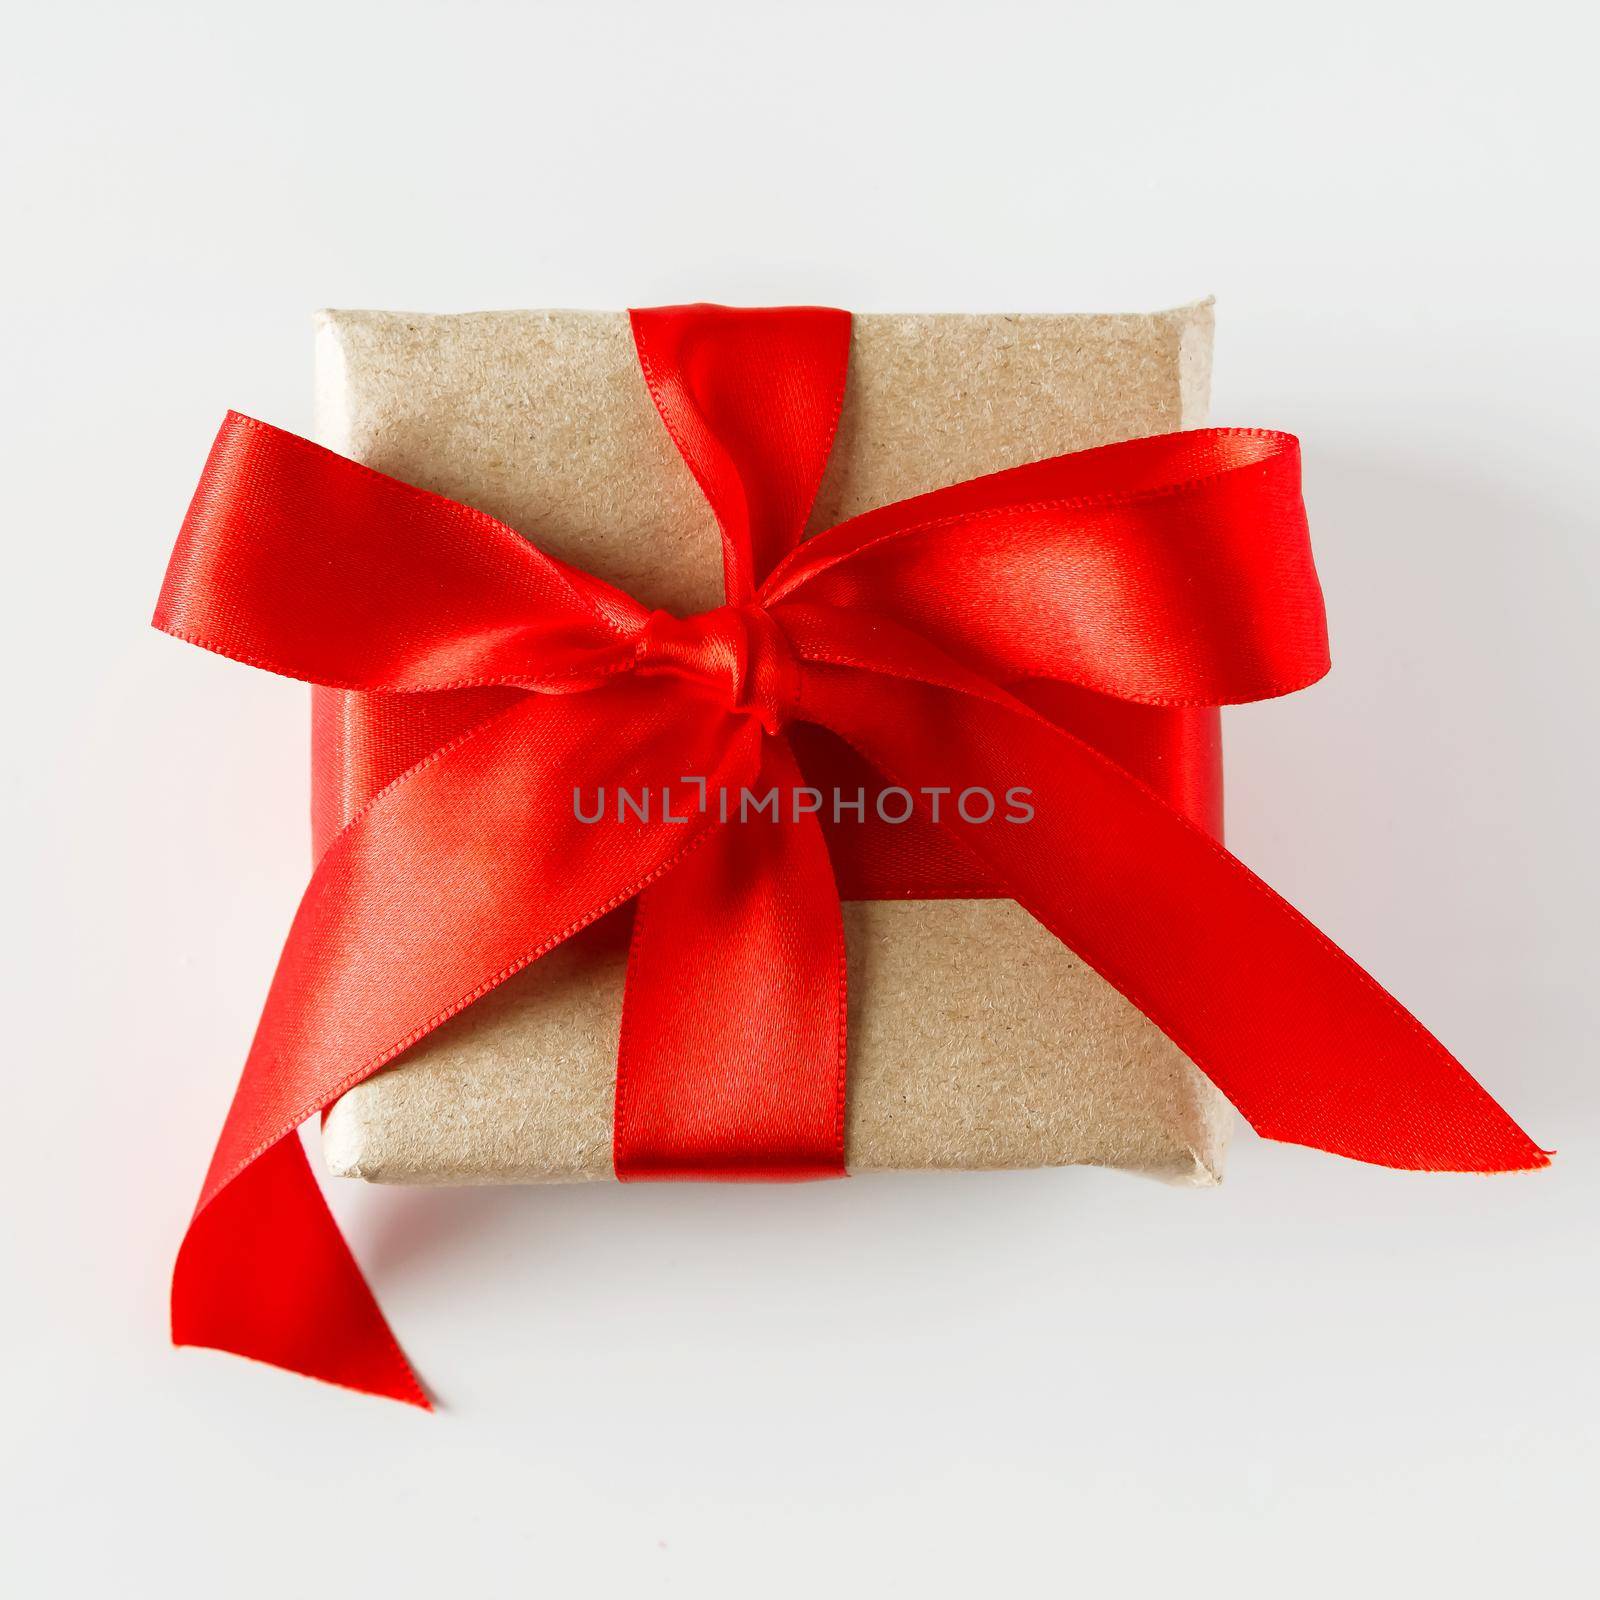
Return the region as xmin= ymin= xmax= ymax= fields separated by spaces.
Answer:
xmin=157 ymin=300 xmax=1544 ymax=1406
xmin=313 ymin=304 xmax=1232 ymax=1187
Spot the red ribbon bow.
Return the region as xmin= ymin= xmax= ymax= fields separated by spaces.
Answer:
xmin=155 ymin=305 xmax=1546 ymax=1408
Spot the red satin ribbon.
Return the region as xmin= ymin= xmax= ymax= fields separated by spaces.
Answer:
xmin=155 ymin=304 xmax=1547 ymax=1408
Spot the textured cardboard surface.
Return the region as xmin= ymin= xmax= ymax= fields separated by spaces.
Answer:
xmin=317 ymin=306 xmax=1231 ymax=1185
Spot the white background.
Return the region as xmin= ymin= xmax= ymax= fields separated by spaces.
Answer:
xmin=4 ymin=2 xmax=1595 ymax=1594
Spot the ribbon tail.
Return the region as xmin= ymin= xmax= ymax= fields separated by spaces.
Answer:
xmin=174 ymin=684 xmax=758 ymax=1402
xmin=173 ymin=1135 xmax=429 ymax=1406
xmin=798 ymin=661 xmax=1547 ymax=1174
xmin=614 ymin=739 xmax=848 ymax=1181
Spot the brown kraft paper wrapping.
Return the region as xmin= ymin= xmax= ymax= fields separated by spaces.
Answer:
xmin=316 ymin=305 xmax=1232 ymax=1186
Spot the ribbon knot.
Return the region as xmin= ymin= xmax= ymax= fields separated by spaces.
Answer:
xmin=634 ymin=604 xmax=797 ymax=734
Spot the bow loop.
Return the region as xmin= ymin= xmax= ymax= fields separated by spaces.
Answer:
xmin=763 ymin=429 xmax=1330 ymax=707
xmin=156 ymin=411 xmax=646 ymax=695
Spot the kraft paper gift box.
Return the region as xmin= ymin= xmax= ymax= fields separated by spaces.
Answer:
xmin=316 ymin=304 xmax=1232 ymax=1186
